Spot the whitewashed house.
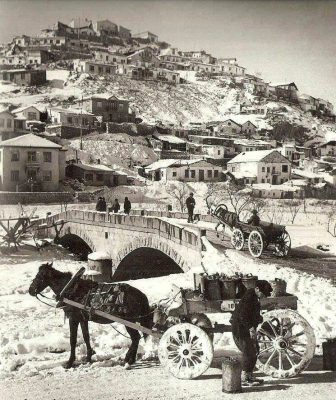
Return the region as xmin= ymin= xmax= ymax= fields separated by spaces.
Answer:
xmin=227 ymin=149 xmax=291 ymax=185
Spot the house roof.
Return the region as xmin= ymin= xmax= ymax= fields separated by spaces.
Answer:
xmin=153 ymin=134 xmax=186 ymax=144
xmin=49 ymin=107 xmax=95 ymax=116
xmin=12 ymin=105 xmax=40 ymax=114
xmin=319 ymin=140 xmax=336 ymax=147
xmin=145 ymin=159 xmax=178 ymax=172
xmin=228 ymin=149 xmax=283 ymax=164
xmin=273 ymin=82 xmax=298 ymax=90
xmin=73 ymin=162 xmax=113 ymax=172
xmin=0 ymin=133 xmax=62 ymax=148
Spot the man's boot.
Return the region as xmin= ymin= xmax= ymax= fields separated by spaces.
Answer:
xmin=241 ymin=371 xmax=260 ymax=387
xmin=248 ymin=372 xmax=264 ymax=385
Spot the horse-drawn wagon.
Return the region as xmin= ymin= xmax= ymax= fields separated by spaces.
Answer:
xmin=211 ymin=204 xmax=291 ymax=258
xmin=34 ymin=266 xmax=315 ymax=381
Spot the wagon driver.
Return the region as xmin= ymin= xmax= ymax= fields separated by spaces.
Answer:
xmin=230 ymin=280 xmax=273 ymax=386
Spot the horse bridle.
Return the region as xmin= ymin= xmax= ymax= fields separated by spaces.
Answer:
xmin=31 ymin=273 xmax=57 ymax=308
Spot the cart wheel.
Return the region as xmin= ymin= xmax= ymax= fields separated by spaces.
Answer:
xmin=231 ymin=228 xmax=244 ymax=250
xmin=158 ymin=323 xmax=214 ymax=379
xmin=274 ymin=230 xmax=291 ymax=257
xmin=188 ymin=313 xmax=213 ymax=341
xmin=256 ymin=309 xmax=316 ymax=378
xmin=248 ymin=230 xmax=264 ymax=258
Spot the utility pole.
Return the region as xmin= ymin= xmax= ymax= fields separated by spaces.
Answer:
xmin=80 ymin=95 xmax=83 ymax=150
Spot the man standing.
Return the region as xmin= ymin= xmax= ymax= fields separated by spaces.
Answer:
xmin=186 ymin=192 xmax=196 ymax=223
xmin=124 ymin=197 xmax=131 ymax=214
xmin=230 ymin=280 xmax=273 ymax=386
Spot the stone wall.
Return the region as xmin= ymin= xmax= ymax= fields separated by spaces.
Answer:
xmin=0 ymin=191 xmax=94 ymax=205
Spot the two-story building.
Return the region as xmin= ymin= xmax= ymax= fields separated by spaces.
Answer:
xmin=73 ymin=59 xmax=117 ymax=75
xmin=0 ymin=133 xmax=66 ymax=191
xmin=80 ymin=94 xmax=135 ymax=123
xmin=317 ymin=140 xmax=336 ymax=157
xmin=227 ymin=149 xmax=291 ymax=185
xmin=92 ymin=20 xmax=119 ymax=37
xmin=274 ymin=82 xmax=299 ymax=103
xmin=0 ymin=110 xmax=27 ymax=141
xmin=151 ymin=134 xmax=188 ymax=159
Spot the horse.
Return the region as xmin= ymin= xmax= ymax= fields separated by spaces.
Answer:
xmin=29 ymin=262 xmax=153 ymax=369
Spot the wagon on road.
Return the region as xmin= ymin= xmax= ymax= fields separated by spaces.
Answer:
xmin=211 ymin=204 xmax=291 ymax=258
xmin=57 ymin=268 xmax=315 ymax=381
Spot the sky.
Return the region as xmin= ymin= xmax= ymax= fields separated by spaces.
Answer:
xmin=0 ymin=0 xmax=335 ymax=106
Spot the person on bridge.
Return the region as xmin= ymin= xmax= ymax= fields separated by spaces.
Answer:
xmin=230 ymin=280 xmax=273 ymax=387
xmin=124 ymin=197 xmax=131 ymax=214
xmin=186 ymin=193 xmax=196 ymax=223
xmin=111 ymin=199 xmax=121 ymax=213
xmin=96 ymin=197 xmax=104 ymax=212
xmin=101 ymin=197 xmax=107 ymax=212
xmin=247 ymin=209 xmax=260 ymax=226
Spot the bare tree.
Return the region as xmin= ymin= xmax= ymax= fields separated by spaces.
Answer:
xmin=285 ymin=199 xmax=302 ymax=224
xmin=265 ymin=203 xmax=284 ymax=225
xmin=166 ymin=181 xmax=190 ymax=212
xmin=224 ymin=183 xmax=253 ymax=219
xmin=204 ymin=182 xmax=227 ymax=212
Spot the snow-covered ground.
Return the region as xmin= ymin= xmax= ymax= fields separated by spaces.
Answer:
xmin=1 ymin=234 xmax=336 ymax=382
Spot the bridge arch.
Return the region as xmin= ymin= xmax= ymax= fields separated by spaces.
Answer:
xmin=113 ymin=236 xmax=191 ymax=280
xmin=58 ymin=225 xmax=96 ymax=261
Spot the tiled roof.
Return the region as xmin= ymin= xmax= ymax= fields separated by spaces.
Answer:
xmin=228 ymin=149 xmax=278 ymax=163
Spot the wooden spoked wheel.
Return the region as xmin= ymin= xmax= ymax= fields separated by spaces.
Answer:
xmin=231 ymin=228 xmax=244 ymax=250
xmin=158 ymin=323 xmax=214 ymax=379
xmin=274 ymin=230 xmax=291 ymax=257
xmin=248 ymin=230 xmax=264 ymax=258
xmin=256 ymin=309 xmax=316 ymax=378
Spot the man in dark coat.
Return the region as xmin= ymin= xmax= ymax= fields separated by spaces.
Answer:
xmin=111 ymin=199 xmax=120 ymax=213
xmin=247 ymin=209 xmax=260 ymax=226
xmin=230 ymin=280 xmax=273 ymax=386
xmin=124 ymin=197 xmax=131 ymax=214
xmin=95 ymin=197 xmax=103 ymax=211
xmin=186 ymin=193 xmax=196 ymax=223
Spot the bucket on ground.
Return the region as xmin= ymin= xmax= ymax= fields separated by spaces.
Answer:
xmin=222 ymin=356 xmax=242 ymax=393
xmin=322 ymin=338 xmax=336 ymax=371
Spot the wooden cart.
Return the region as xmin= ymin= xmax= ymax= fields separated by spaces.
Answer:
xmin=212 ymin=204 xmax=291 ymax=258
xmin=58 ymin=268 xmax=316 ymax=380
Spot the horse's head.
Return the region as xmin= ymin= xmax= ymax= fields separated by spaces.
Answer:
xmin=29 ymin=262 xmax=54 ymax=296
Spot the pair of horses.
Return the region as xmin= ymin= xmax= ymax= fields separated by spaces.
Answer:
xmin=29 ymin=263 xmax=153 ymax=369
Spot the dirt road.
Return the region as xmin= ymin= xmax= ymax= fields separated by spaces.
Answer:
xmin=1 ymin=357 xmax=334 ymax=400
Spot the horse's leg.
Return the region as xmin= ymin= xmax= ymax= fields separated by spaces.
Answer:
xmin=80 ymin=319 xmax=95 ymax=363
xmin=124 ymin=327 xmax=141 ymax=369
xmin=65 ymin=317 xmax=79 ymax=369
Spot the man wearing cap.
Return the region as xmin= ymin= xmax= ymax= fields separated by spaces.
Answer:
xmin=230 ymin=280 xmax=273 ymax=386
xmin=186 ymin=192 xmax=196 ymax=223
xmin=247 ymin=209 xmax=260 ymax=226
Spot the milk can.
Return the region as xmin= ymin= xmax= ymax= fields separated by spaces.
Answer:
xmin=269 ymin=278 xmax=287 ymax=297
xmin=222 ymin=356 xmax=242 ymax=393
xmin=322 ymin=338 xmax=336 ymax=370
xmin=220 ymin=277 xmax=236 ymax=299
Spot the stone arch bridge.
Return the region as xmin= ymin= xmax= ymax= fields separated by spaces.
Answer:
xmin=35 ymin=210 xmax=205 ymax=280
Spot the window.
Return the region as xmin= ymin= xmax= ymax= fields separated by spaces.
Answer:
xmin=28 ymin=112 xmax=37 ymax=120
xmin=218 ymin=150 xmax=220 ymax=155
xmin=67 ymin=117 xmax=73 ymax=124
xmin=282 ymin=165 xmax=288 ymax=173
xmin=267 ymin=167 xmax=270 ymax=173
xmin=106 ymin=67 xmax=110 ymax=73
xmin=185 ymin=170 xmax=189 ymax=178
xmin=214 ymin=170 xmax=219 ymax=178
xmin=27 ymin=151 xmax=38 ymax=163
xmin=98 ymin=67 xmax=103 ymax=73
xmin=90 ymin=65 xmax=94 ymax=72
xmin=85 ymin=173 xmax=93 ymax=181
xmin=261 ymin=178 xmax=265 ymax=183
xmin=21 ymin=73 xmax=25 ymax=80
xmin=232 ymin=167 xmax=235 ymax=172
xmin=96 ymin=173 xmax=104 ymax=181
xmin=11 ymin=170 xmax=19 ymax=181
xmin=7 ymin=119 xmax=12 ymax=128
xmin=42 ymin=170 xmax=52 ymax=181
xmin=172 ymin=171 xmax=177 ymax=177
xmin=43 ymin=152 xmax=52 ymax=162
xmin=0 ymin=119 xmax=4 ymax=127
xmin=97 ymin=101 xmax=102 ymax=109
xmin=207 ymin=170 xmax=212 ymax=178
xmin=11 ymin=151 xmax=19 ymax=161
xmin=191 ymin=170 xmax=195 ymax=178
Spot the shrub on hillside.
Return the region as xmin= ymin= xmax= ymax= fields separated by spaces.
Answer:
xmin=270 ymin=122 xmax=309 ymax=144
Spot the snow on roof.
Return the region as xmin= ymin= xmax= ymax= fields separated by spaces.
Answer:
xmin=228 ymin=149 xmax=277 ymax=163
xmin=49 ymin=107 xmax=94 ymax=116
xmin=0 ymin=133 xmax=62 ymax=148
xmin=76 ymin=162 xmax=114 ymax=172
xmin=229 ymin=171 xmax=257 ymax=179
xmin=12 ymin=105 xmax=40 ymax=114
xmin=226 ymin=115 xmax=258 ymax=127
xmin=154 ymin=134 xmax=186 ymax=144
xmin=252 ymin=183 xmax=301 ymax=192
xmin=292 ymin=168 xmax=325 ymax=179
xmin=145 ymin=159 xmax=178 ymax=171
